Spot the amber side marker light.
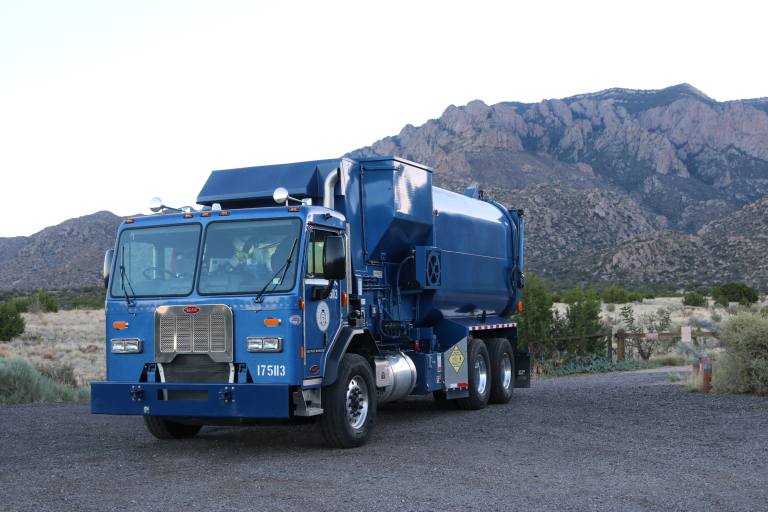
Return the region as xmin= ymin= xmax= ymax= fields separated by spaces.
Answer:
xmin=113 ymin=321 xmax=128 ymax=329
xmin=341 ymin=291 xmax=348 ymax=307
xmin=517 ymin=301 xmax=523 ymax=313
xmin=183 ymin=213 xmax=193 ymax=218
xmin=125 ymin=219 xmax=135 ymax=224
xmin=201 ymin=211 xmax=211 ymax=217
xmin=288 ymin=207 xmax=300 ymax=212
xmin=299 ymin=299 xmax=304 ymax=311
xmin=219 ymin=211 xmax=230 ymax=216
xmin=263 ymin=317 xmax=281 ymax=327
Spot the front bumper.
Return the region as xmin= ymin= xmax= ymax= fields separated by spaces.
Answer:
xmin=91 ymin=382 xmax=290 ymax=419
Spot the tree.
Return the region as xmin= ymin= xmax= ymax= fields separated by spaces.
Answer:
xmin=0 ymin=301 xmax=25 ymax=341
xmin=514 ymin=274 xmax=554 ymax=359
xmin=619 ymin=305 xmax=672 ymax=360
xmin=561 ymin=287 xmax=604 ymax=355
xmin=713 ymin=282 xmax=758 ymax=307
xmin=682 ymin=291 xmax=707 ymax=307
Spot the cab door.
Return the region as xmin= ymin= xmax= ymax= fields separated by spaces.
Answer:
xmin=303 ymin=227 xmax=345 ymax=380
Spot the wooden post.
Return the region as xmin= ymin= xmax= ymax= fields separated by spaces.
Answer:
xmin=607 ymin=331 xmax=613 ymax=361
xmin=616 ymin=329 xmax=626 ymax=361
xmin=702 ymin=358 xmax=712 ymax=393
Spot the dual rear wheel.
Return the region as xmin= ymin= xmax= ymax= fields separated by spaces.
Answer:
xmin=457 ymin=337 xmax=515 ymax=410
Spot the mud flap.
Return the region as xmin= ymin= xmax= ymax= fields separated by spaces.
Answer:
xmin=514 ymin=349 xmax=531 ymax=388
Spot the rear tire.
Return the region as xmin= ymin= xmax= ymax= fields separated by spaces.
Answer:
xmin=143 ymin=417 xmax=202 ymax=440
xmin=457 ymin=339 xmax=491 ymax=410
xmin=318 ymin=353 xmax=377 ymax=448
xmin=488 ymin=338 xmax=515 ymax=404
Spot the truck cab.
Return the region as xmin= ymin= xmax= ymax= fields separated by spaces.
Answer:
xmin=92 ymin=156 xmax=527 ymax=447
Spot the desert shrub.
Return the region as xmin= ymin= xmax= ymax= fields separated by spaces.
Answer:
xmin=559 ymin=287 xmax=604 ymax=355
xmin=606 ymin=303 xmax=616 ymax=312
xmin=619 ymin=305 xmax=672 ymax=360
xmin=0 ymin=358 xmax=87 ymax=405
xmin=515 ymin=274 xmax=555 ymax=359
xmin=542 ymin=355 xmax=657 ymax=377
xmin=711 ymin=312 xmax=722 ymax=323
xmin=35 ymin=289 xmax=59 ymax=313
xmin=0 ymin=301 xmax=25 ymax=341
xmin=36 ymin=363 xmax=79 ymax=387
xmin=713 ymin=282 xmax=758 ymax=307
xmin=713 ymin=313 xmax=768 ymax=395
xmin=602 ymin=286 xmax=630 ymax=304
xmin=10 ymin=297 xmax=31 ymax=313
xmin=683 ymin=291 xmax=707 ymax=307
xmin=651 ymin=353 xmax=688 ymax=366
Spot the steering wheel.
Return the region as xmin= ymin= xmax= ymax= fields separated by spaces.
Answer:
xmin=142 ymin=267 xmax=178 ymax=280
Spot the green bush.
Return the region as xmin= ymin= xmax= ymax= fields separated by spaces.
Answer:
xmin=35 ymin=289 xmax=59 ymax=313
xmin=515 ymin=274 xmax=555 ymax=358
xmin=712 ymin=282 xmax=758 ymax=307
xmin=36 ymin=363 xmax=79 ymax=387
xmin=713 ymin=313 xmax=768 ymax=395
xmin=683 ymin=291 xmax=707 ymax=307
xmin=0 ymin=358 xmax=88 ymax=405
xmin=542 ymin=355 xmax=658 ymax=377
xmin=0 ymin=301 xmax=25 ymax=341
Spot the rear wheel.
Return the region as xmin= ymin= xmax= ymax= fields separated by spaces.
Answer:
xmin=318 ymin=353 xmax=377 ymax=448
xmin=457 ymin=339 xmax=491 ymax=410
xmin=143 ymin=416 xmax=202 ymax=440
xmin=488 ymin=338 xmax=515 ymax=404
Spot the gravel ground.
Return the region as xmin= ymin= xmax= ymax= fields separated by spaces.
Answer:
xmin=2 ymin=367 xmax=767 ymax=512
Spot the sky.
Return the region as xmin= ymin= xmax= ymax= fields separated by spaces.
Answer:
xmin=1 ymin=0 xmax=766 ymax=237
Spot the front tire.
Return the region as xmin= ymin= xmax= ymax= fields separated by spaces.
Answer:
xmin=487 ymin=338 xmax=515 ymax=404
xmin=457 ymin=339 xmax=491 ymax=410
xmin=143 ymin=416 xmax=202 ymax=440
xmin=318 ymin=353 xmax=377 ymax=448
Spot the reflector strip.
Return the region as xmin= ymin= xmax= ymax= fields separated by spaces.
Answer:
xmin=468 ymin=322 xmax=517 ymax=331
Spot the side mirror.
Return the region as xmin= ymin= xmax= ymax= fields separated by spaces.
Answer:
xmin=323 ymin=236 xmax=346 ymax=280
xmin=103 ymin=249 xmax=115 ymax=289
xmin=149 ymin=197 xmax=163 ymax=213
xmin=272 ymin=187 xmax=289 ymax=205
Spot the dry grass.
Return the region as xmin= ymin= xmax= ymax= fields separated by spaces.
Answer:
xmin=0 ymin=310 xmax=105 ymax=385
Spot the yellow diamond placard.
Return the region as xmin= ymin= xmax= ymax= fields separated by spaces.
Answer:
xmin=448 ymin=346 xmax=465 ymax=373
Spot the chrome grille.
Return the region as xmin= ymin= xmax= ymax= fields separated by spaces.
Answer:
xmin=154 ymin=305 xmax=233 ymax=363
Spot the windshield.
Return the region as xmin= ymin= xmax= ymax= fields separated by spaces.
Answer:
xmin=111 ymin=224 xmax=201 ymax=298
xmin=198 ymin=219 xmax=301 ymax=295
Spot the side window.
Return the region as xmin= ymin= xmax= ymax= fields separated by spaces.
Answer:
xmin=306 ymin=230 xmax=334 ymax=278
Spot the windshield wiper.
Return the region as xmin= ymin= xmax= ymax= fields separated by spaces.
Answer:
xmin=253 ymin=238 xmax=298 ymax=304
xmin=119 ymin=245 xmax=137 ymax=307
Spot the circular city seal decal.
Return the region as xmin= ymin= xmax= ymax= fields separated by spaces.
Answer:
xmin=316 ymin=301 xmax=330 ymax=332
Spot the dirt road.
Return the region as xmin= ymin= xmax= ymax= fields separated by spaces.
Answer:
xmin=2 ymin=367 xmax=767 ymax=511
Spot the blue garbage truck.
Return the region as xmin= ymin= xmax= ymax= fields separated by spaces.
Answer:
xmin=91 ymin=156 xmax=527 ymax=447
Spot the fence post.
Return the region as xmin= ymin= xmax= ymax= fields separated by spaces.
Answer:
xmin=702 ymin=357 xmax=712 ymax=393
xmin=616 ymin=329 xmax=626 ymax=361
xmin=607 ymin=331 xmax=613 ymax=361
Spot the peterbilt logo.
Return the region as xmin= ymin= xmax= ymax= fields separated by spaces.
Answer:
xmin=183 ymin=306 xmax=200 ymax=314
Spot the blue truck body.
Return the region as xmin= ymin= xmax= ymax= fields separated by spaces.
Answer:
xmin=92 ymin=156 xmax=526 ymax=446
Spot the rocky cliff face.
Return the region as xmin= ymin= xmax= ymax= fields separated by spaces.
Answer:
xmin=351 ymin=84 xmax=768 ymax=233
xmin=350 ymin=84 xmax=768 ymax=288
xmin=0 ymin=211 xmax=122 ymax=290
xmin=2 ymin=85 xmax=767 ymax=291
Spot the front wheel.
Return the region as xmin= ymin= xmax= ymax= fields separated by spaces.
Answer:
xmin=143 ymin=416 xmax=202 ymax=440
xmin=318 ymin=353 xmax=377 ymax=448
xmin=457 ymin=339 xmax=491 ymax=410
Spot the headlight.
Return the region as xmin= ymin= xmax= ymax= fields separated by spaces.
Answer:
xmin=247 ymin=337 xmax=282 ymax=352
xmin=111 ymin=338 xmax=142 ymax=353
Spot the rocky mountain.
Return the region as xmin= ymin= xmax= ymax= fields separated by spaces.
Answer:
xmin=0 ymin=212 xmax=122 ymax=290
xmin=2 ymin=84 xmax=767 ymax=291
xmin=350 ymin=84 xmax=768 ymax=289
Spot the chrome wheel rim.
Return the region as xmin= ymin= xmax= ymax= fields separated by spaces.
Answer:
xmin=474 ymin=356 xmax=488 ymax=395
xmin=501 ymin=353 xmax=512 ymax=390
xmin=346 ymin=376 xmax=369 ymax=430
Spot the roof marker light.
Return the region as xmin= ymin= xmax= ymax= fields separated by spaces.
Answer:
xmin=219 ymin=211 xmax=230 ymax=216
